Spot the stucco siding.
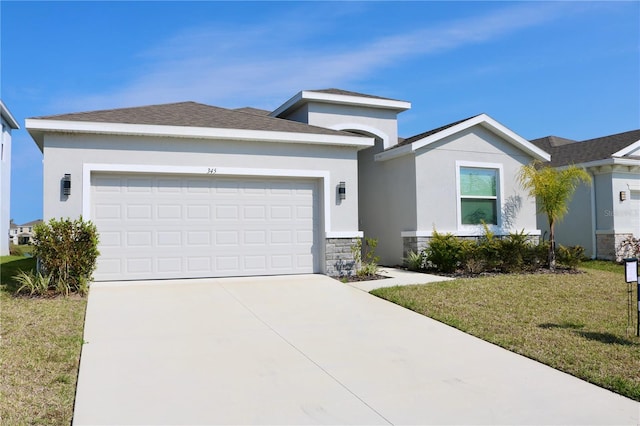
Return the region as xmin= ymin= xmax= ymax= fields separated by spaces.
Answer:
xmin=0 ymin=119 xmax=12 ymax=255
xmin=611 ymin=171 xmax=640 ymax=235
xmin=42 ymin=133 xmax=360 ymax=235
xmin=547 ymin=183 xmax=595 ymax=256
xmin=358 ymin=138 xmax=415 ymax=265
xmin=414 ymin=126 xmax=538 ymax=235
xmin=307 ymin=103 xmax=400 ymax=150
xmin=593 ymin=173 xmax=614 ymax=232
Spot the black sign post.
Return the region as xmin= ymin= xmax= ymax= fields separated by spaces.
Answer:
xmin=624 ymin=258 xmax=639 ymax=337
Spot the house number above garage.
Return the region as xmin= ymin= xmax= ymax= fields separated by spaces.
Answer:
xmin=206 ymin=168 xmax=217 ymax=174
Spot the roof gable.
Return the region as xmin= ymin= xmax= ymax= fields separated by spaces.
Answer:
xmin=376 ymin=114 xmax=550 ymax=162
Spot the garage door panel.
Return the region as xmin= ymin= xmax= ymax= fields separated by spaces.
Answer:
xmin=92 ymin=173 xmax=319 ymax=280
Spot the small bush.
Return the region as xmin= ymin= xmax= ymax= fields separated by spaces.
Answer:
xmin=33 ymin=217 xmax=99 ymax=296
xmin=14 ymin=270 xmax=51 ymax=296
xmin=459 ymin=240 xmax=485 ymax=274
xmin=424 ymin=231 xmax=462 ymax=273
xmin=404 ymin=250 xmax=425 ymax=271
xmin=497 ymin=230 xmax=531 ymax=273
xmin=557 ymin=245 xmax=585 ymax=270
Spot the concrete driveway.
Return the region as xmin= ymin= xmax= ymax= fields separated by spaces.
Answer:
xmin=73 ymin=274 xmax=639 ymax=425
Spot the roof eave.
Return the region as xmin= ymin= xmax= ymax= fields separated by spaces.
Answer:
xmin=0 ymin=100 xmax=20 ymax=129
xmin=25 ymin=118 xmax=375 ymax=149
xmin=271 ymin=90 xmax=411 ymax=118
xmin=375 ymin=114 xmax=551 ymax=162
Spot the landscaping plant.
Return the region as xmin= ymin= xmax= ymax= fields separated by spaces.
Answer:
xmin=351 ymin=237 xmax=381 ymax=277
xmin=30 ymin=217 xmax=99 ymax=296
xmin=517 ymin=160 xmax=591 ymax=270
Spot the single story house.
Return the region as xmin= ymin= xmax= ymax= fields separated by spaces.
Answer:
xmin=1 ymin=101 xmax=20 ymax=256
xmin=26 ymin=89 xmax=548 ymax=281
xmin=531 ymin=130 xmax=640 ymax=260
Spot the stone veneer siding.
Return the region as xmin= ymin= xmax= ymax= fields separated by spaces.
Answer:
xmin=325 ymin=237 xmax=360 ymax=276
xmin=597 ymin=232 xmax=635 ymax=261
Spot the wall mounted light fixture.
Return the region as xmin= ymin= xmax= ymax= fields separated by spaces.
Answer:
xmin=620 ymin=191 xmax=626 ymax=201
xmin=63 ymin=174 xmax=71 ymax=196
xmin=338 ymin=181 xmax=346 ymax=200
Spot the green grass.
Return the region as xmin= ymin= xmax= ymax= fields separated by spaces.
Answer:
xmin=0 ymin=255 xmax=87 ymax=425
xmin=372 ymin=268 xmax=640 ymax=401
xmin=581 ymin=259 xmax=624 ymax=275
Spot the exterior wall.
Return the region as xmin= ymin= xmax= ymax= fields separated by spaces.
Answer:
xmin=279 ymin=104 xmax=310 ymax=124
xmin=358 ymin=138 xmax=416 ymax=265
xmin=42 ymin=133 xmax=362 ymax=274
xmin=1 ymin=118 xmax=12 ymax=255
xmin=325 ymin=237 xmax=360 ymax=276
xmin=543 ymin=182 xmax=595 ymax=257
xmin=413 ymin=126 xmax=539 ymax=237
xmin=611 ymin=170 xmax=640 ymax=235
xmin=593 ymin=168 xmax=640 ymax=260
xmin=305 ymin=103 xmax=401 ymax=150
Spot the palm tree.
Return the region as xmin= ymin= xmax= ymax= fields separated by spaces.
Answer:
xmin=517 ymin=160 xmax=591 ymax=270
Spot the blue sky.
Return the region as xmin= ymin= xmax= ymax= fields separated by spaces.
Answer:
xmin=1 ymin=1 xmax=639 ymax=224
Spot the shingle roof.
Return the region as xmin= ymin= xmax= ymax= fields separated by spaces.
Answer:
xmin=309 ymin=88 xmax=405 ymax=102
xmin=531 ymin=129 xmax=640 ymax=166
xmin=529 ymin=136 xmax=577 ymax=154
xmin=233 ymin=107 xmax=271 ymax=116
xmin=395 ymin=114 xmax=482 ymax=147
xmin=32 ymin=101 xmax=359 ymax=137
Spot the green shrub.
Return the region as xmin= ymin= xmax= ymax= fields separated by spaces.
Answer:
xmin=425 ymin=231 xmax=462 ymax=273
xmin=404 ymin=250 xmax=425 ymax=271
xmin=351 ymin=237 xmax=380 ymax=277
xmin=14 ymin=270 xmax=51 ymax=296
xmin=459 ymin=239 xmax=485 ymax=274
xmin=33 ymin=217 xmax=99 ymax=295
xmin=497 ymin=230 xmax=531 ymax=273
xmin=557 ymin=245 xmax=585 ymax=270
xmin=477 ymin=226 xmax=502 ymax=272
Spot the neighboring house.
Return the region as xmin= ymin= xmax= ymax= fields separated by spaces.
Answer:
xmin=531 ymin=130 xmax=640 ymax=260
xmin=26 ymin=89 xmax=548 ymax=281
xmin=9 ymin=219 xmax=43 ymax=245
xmin=1 ymin=101 xmax=20 ymax=256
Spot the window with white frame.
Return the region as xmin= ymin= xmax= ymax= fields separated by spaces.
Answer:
xmin=459 ymin=166 xmax=499 ymax=225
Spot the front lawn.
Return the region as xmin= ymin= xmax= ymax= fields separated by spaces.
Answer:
xmin=0 ymin=255 xmax=87 ymax=425
xmin=372 ymin=268 xmax=640 ymax=401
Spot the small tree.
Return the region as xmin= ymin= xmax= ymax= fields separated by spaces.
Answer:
xmin=517 ymin=160 xmax=591 ymax=270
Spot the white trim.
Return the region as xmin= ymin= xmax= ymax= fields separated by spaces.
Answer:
xmin=325 ymin=231 xmax=363 ymax=238
xmin=327 ymin=123 xmax=391 ymax=149
xmin=612 ymin=139 xmax=640 ymax=157
xmin=271 ymin=90 xmax=411 ymax=118
xmin=0 ymin=101 xmax=19 ymax=130
xmin=578 ymin=157 xmax=640 ymax=169
xmin=401 ymin=229 xmax=542 ymax=238
xmin=455 ymin=161 xmax=505 ymax=231
xmin=26 ymin=118 xmax=374 ymax=150
xmin=589 ymin=170 xmax=597 ymax=259
xmin=82 ymin=163 xmax=333 ymax=233
xmin=596 ymin=229 xmax=639 ymax=235
xmin=375 ymin=114 xmax=550 ymax=162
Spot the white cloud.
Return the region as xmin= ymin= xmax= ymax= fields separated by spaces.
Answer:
xmin=56 ymin=2 xmax=580 ymax=112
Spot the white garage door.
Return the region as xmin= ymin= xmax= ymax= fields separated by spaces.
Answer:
xmin=91 ymin=173 xmax=320 ymax=281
